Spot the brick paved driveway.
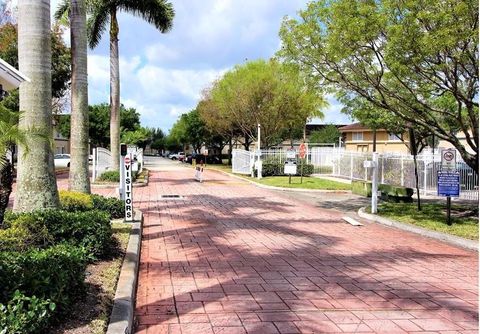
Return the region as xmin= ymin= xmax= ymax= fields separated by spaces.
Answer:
xmin=134 ymin=168 xmax=478 ymax=334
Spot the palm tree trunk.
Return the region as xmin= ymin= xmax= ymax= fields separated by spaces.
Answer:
xmin=69 ymin=0 xmax=91 ymax=193
xmin=109 ymin=10 xmax=120 ymax=170
xmin=14 ymin=0 xmax=59 ymax=212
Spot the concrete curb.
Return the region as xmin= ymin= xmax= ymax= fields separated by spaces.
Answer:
xmin=208 ymin=168 xmax=351 ymax=194
xmin=358 ymin=207 xmax=478 ymax=251
xmin=106 ymin=209 xmax=143 ymax=334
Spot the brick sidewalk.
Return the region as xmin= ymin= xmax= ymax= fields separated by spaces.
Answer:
xmin=133 ymin=168 xmax=478 ymax=334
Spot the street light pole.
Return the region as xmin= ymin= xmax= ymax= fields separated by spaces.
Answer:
xmin=257 ymin=123 xmax=262 ymax=179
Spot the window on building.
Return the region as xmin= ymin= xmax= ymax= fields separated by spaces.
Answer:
xmin=352 ymin=132 xmax=363 ymax=141
xmin=388 ymin=133 xmax=401 ymax=141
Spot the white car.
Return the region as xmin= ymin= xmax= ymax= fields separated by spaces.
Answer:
xmin=54 ymin=154 xmax=71 ymax=168
xmin=169 ymin=152 xmax=185 ymax=160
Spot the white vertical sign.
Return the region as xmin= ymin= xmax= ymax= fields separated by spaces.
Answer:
xmin=124 ymin=154 xmax=134 ymax=221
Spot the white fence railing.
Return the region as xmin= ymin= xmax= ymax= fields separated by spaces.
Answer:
xmin=257 ymin=148 xmax=478 ymax=201
xmin=92 ymin=147 xmax=112 ymax=181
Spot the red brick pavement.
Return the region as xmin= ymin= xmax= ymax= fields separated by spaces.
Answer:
xmin=132 ymin=168 xmax=478 ymax=333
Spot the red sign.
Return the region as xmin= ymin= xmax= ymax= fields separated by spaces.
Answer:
xmin=299 ymin=143 xmax=307 ymax=159
xmin=124 ymin=156 xmax=131 ymax=165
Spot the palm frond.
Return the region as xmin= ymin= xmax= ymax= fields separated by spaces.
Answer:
xmin=54 ymin=0 xmax=71 ymax=23
xmin=87 ymin=1 xmax=111 ymax=49
xmin=117 ymin=0 xmax=174 ymax=33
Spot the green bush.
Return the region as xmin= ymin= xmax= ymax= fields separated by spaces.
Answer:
xmin=59 ymin=190 xmax=94 ymax=212
xmin=98 ymin=170 xmax=137 ymax=182
xmin=259 ymin=161 xmax=314 ymax=177
xmin=0 ymin=291 xmax=55 ymax=334
xmin=98 ymin=170 xmax=120 ymax=182
xmin=0 ymin=214 xmax=51 ymax=252
xmin=378 ymin=184 xmax=414 ymax=203
xmin=0 ymin=244 xmax=87 ymax=310
xmin=92 ymin=194 xmax=125 ymax=219
xmin=4 ymin=210 xmax=112 ymax=259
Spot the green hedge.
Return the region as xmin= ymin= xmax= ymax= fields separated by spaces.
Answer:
xmin=0 ymin=244 xmax=87 ymax=311
xmin=59 ymin=191 xmax=125 ymax=219
xmin=0 ymin=291 xmax=55 ymax=334
xmin=378 ymin=184 xmax=414 ymax=203
xmin=98 ymin=170 xmax=137 ymax=182
xmin=4 ymin=210 xmax=112 ymax=259
xmin=259 ymin=161 xmax=314 ymax=177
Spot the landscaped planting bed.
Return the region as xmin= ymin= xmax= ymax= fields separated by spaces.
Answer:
xmin=0 ymin=191 xmax=129 ymax=334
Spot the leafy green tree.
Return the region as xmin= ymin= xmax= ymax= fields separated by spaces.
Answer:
xmin=15 ymin=0 xmax=59 ymax=212
xmin=56 ymin=0 xmax=175 ymax=170
xmin=121 ymin=127 xmax=153 ymax=149
xmin=68 ymin=0 xmax=90 ymax=193
xmin=309 ymin=124 xmax=341 ymax=144
xmin=0 ymin=23 xmax=71 ymax=109
xmin=279 ymin=0 xmax=478 ymax=171
xmin=57 ymin=103 xmax=140 ymax=148
xmin=209 ymin=59 xmax=325 ymax=149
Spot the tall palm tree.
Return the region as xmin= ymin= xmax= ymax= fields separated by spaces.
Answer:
xmin=56 ymin=0 xmax=174 ymax=170
xmin=14 ymin=0 xmax=60 ymax=212
xmin=69 ymin=0 xmax=91 ymax=193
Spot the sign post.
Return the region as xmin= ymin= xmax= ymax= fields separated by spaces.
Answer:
xmin=299 ymin=143 xmax=307 ymax=184
xmin=285 ymin=148 xmax=297 ymax=184
xmin=124 ymin=154 xmax=134 ymax=222
xmin=437 ymin=170 xmax=460 ymax=225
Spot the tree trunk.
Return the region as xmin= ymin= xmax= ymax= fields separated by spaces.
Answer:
xmin=228 ymin=136 xmax=232 ymax=165
xmin=69 ymin=0 xmax=91 ymax=193
xmin=372 ymin=128 xmax=377 ymax=152
xmin=15 ymin=0 xmax=59 ymax=212
xmin=109 ymin=10 xmax=120 ymax=170
xmin=0 ymin=160 xmax=13 ymax=225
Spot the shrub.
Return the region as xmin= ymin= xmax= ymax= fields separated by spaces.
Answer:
xmin=0 ymin=291 xmax=55 ymax=334
xmin=0 ymin=244 xmax=87 ymax=310
xmin=0 ymin=214 xmax=51 ymax=252
xmin=92 ymin=194 xmax=125 ymax=219
xmin=59 ymin=190 xmax=94 ymax=212
xmin=351 ymin=180 xmax=372 ymax=197
xmin=98 ymin=170 xmax=120 ymax=182
xmin=98 ymin=170 xmax=137 ymax=182
xmin=258 ymin=161 xmax=314 ymax=177
xmin=4 ymin=210 xmax=112 ymax=259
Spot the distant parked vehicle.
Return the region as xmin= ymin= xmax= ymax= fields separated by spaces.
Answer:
xmin=169 ymin=152 xmax=185 ymax=160
xmin=185 ymin=153 xmax=222 ymax=165
xmin=54 ymin=154 xmax=70 ymax=168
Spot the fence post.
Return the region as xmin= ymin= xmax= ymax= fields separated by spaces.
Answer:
xmin=92 ymin=148 xmax=97 ymax=182
xmin=381 ymin=155 xmax=384 ymax=184
xmin=371 ymin=152 xmax=379 ymax=214
xmin=423 ymin=157 xmax=428 ymax=195
xmin=350 ymin=154 xmax=353 ymax=180
xmin=401 ymin=155 xmax=404 ymax=186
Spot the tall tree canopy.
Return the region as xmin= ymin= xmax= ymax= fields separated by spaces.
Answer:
xmin=207 ymin=59 xmax=325 ymax=148
xmin=56 ymin=0 xmax=175 ymax=170
xmin=279 ymin=0 xmax=478 ymax=171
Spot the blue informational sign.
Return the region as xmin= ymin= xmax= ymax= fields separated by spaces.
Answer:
xmin=437 ymin=170 xmax=460 ymax=197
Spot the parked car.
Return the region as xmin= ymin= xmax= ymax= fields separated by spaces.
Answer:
xmin=169 ymin=152 xmax=185 ymax=160
xmin=54 ymin=154 xmax=70 ymax=168
xmin=185 ymin=153 xmax=222 ymax=165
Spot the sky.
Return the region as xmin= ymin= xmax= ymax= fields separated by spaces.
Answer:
xmin=46 ymin=0 xmax=351 ymax=133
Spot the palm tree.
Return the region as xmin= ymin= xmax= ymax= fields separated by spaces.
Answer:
xmin=14 ymin=0 xmax=60 ymax=212
xmin=56 ymin=0 xmax=174 ymax=170
xmin=0 ymin=106 xmax=27 ymax=224
xmin=69 ymin=0 xmax=91 ymax=193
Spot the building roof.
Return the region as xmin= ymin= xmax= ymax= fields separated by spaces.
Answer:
xmin=338 ymin=122 xmax=370 ymax=132
xmin=0 ymin=57 xmax=30 ymax=91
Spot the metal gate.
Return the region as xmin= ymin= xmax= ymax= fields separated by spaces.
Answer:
xmin=232 ymin=149 xmax=253 ymax=174
xmin=92 ymin=147 xmax=112 ymax=181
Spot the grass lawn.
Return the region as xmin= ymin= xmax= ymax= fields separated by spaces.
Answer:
xmin=207 ymin=165 xmax=350 ymax=190
xmin=373 ymin=202 xmax=478 ymax=240
xmin=255 ymin=176 xmax=351 ymax=190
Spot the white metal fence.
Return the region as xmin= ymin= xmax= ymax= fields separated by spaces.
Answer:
xmin=92 ymin=147 xmax=112 ymax=181
xmin=232 ymin=149 xmax=254 ymax=174
xmin=255 ymin=147 xmax=478 ymax=201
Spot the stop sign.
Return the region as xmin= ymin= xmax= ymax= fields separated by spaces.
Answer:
xmin=124 ymin=156 xmax=131 ymax=165
xmin=299 ymin=143 xmax=307 ymax=158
